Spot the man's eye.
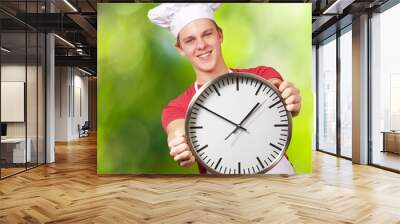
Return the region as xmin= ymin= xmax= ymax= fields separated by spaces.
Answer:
xmin=185 ymin=39 xmax=193 ymax=44
xmin=204 ymin=32 xmax=212 ymax=36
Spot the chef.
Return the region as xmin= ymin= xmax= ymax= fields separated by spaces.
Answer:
xmin=148 ymin=3 xmax=301 ymax=174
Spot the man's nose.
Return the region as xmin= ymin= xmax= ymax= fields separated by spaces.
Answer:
xmin=197 ymin=38 xmax=206 ymax=50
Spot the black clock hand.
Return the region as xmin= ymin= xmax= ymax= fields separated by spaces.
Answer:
xmin=195 ymin=103 xmax=247 ymax=131
xmin=225 ymin=102 xmax=260 ymax=140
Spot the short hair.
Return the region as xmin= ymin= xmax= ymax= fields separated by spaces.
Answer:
xmin=175 ymin=20 xmax=222 ymax=48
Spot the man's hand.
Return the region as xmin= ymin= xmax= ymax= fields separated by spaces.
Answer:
xmin=270 ymin=78 xmax=301 ymax=117
xmin=168 ymin=129 xmax=196 ymax=167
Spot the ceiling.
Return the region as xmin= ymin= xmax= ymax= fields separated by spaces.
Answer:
xmin=0 ymin=0 xmax=393 ymax=75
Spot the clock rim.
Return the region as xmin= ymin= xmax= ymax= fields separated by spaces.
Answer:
xmin=184 ymin=72 xmax=292 ymax=175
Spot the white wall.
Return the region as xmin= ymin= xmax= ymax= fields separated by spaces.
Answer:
xmin=55 ymin=67 xmax=89 ymax=141
xmin=55 ymin=66 xmax=69 ymax=141
xmin=1 ymin=65 xmax=40 ymax=138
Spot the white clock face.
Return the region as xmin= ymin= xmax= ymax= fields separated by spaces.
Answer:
xmin=185 ymin=73 xmax=292 ymax=174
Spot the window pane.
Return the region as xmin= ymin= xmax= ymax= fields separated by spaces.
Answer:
xmin=318 ymin=36 xmax=337 ymax=154
xmin=27 ymin=31 xmax=38 ymax=169
xmin=38 ymin=32 xmax=45 ymax=165
xmin=340 ymin=28 xmax=352 ymax=158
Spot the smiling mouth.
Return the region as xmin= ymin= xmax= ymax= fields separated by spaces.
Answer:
xmin=197 ymin=50 xmax=212 ymax=59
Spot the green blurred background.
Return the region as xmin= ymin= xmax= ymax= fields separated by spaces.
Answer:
xmin=98 ymin=3 xmax=312 ymax=174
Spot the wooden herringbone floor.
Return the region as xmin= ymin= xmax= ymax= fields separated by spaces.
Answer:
xmin=1 ymin=135 xmax=400 ymax=224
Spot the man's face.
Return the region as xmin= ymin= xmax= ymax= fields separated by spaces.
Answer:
xmin=176 ymin=19 xmax=223 ymax=73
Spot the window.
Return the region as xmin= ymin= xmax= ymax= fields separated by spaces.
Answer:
xmin=0 ymin=1 xmax=46 ymax=179
xmin=317 ymin=35 xmax=337 ymax=154
xmin=370 ymin=2 xmax=400 ymax=171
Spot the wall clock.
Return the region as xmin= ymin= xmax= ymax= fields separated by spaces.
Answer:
xmin=185 ymin=72 xmax=292 ymax=174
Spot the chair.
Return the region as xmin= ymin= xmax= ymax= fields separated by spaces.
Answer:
xmin=78 ymin=121 xmax=90 ymax=138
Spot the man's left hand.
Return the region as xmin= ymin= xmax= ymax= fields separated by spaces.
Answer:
xmin=270 ymin=79 xmax=301 ymax=117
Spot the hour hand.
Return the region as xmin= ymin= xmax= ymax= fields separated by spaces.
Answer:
xmin=195 ymin=103 xmax=247 ymax=131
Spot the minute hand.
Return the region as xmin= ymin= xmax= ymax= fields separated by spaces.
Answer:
xmin=225 ymin=102 xmax=260 ymax=140
xmin=195 ymin=103 xmax=247 ymax=131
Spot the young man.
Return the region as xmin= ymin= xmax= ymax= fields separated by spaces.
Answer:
xmin=148 ymin=3 xmax=301 ymax=174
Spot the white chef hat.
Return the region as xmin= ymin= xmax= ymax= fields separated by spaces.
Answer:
xmin=148 ymin=3 xmax=221 ymax=37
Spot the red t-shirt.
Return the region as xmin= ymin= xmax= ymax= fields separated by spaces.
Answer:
xmin=161 ymin=66 xmax=284 ymax=174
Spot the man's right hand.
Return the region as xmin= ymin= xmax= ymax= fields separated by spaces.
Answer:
xmin=168 ymin=130 xmax=196 ymax=167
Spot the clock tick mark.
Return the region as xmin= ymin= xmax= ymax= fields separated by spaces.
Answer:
xmin=190 ymin=126 xmax=203 ymax=129
xmin=196 ymin=145 xmax=208 ymax=153
xmin=212 ymin=84 xmax=220 ymax=96
xmin=270 ymin=143 xmax=282 ymax=151
xmin=274 ymin=124 xmax=288 ymax=127
xmin=255 ymin=82 xmax=263 ymax=95
xmin=257 ymin=157 xmax=265 ymax=169
xmin=215 ymin=158 xmax=222 ymax=170
xmin=269 ymin=101 xmax=280 ymax=109
xmin=263 ymin=85 xmax=268 ymax=92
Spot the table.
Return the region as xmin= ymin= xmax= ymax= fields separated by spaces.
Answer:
xmin=1 ymin=138 xmax=32 ymax=164
xmin=381 ymin=131 xmax=400 ymax=154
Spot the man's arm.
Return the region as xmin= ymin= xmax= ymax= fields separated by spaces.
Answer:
xmin=166 ymin=119 xmax=196 ymax=167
